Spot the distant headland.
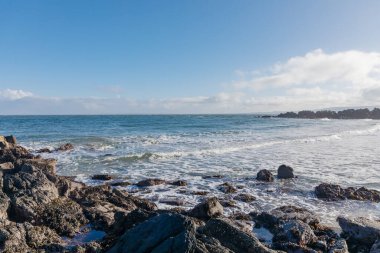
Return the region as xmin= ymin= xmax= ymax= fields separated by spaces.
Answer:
xmin=275 ymin=108 xmax=380 ymax=119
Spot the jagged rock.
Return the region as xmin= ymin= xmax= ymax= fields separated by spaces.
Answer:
xmin=92 ymin=174 xmax=114 ymax=181
xmin=256 ymin=206 xmax=320 ymax=230
xmin=218 ymin=182 xmax=237 ymax=194
xmin=234 ymin=193 xmax=256 ymax=203
xmin=107 ymin=213 xmax=197 ymax=253
xmin=201 ymin=218 xmax=278 ymax=253
xmin=3 ymin=164 xmax=59 ymax=222
xmin=328 ymin=238 xmax=349 ymax=253
xmin=15 ymin=158 xmax=57 ymax=174
xmin=273 ymin=220 xmax=317 ymax=247
xmin=277 ymin=165 xmax=295 ymax=179
xmin=159 ymin=198 xmax=185 ymax=206
xmin=338 ymin=216 xmax=380 ymax=247
xmin=257 ymin=169 xmax=274 ymax=182
xmin=170 ymin=180 xmax=188 ymax=186
xmin=56 ymin=143 xmax=74 ymax=152
xmin=36 ymin=147 xmax=52 ymax=153
xmin=0 ymin=145 xmax=34 ymax=164
xmin=188 ymin=197 xmax=223 ymax=220
xmin=55 ymin=176 xmax=85 ymax=197
xmin=35 ymin=198 xmax=88 ymax=237
xmin=315 ymin=183 xmax=380 ymax=202
xmin=0 ymin=191 xmax=10 ymax=220
xmin=70 ymin=185 xmax=157 ymax=231
xmin=136 ymin=178 xmax=166 ymax=187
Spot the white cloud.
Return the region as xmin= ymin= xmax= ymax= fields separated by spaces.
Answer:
xmin=0 ymin=89 xmax=34 ymax=100
xmin=233 ymin=49 xmax=380 ymax=91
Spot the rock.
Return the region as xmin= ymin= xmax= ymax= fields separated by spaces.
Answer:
xmin=277 ymin=165 xmax=295 ymax=179
xmin=55 ymin=176 xmax=85 ymax=197
xmin=92 ymin=174 xmax=114 ymax=181
xmin=107 ymin=213 xmax=197 ymax=253
xmin=35 ymin=198 xmax=88 ymax=237
xmin=136 ymin=178 xmax=166 ymax=187
xmin=218 ymin=182 xmax=237 ymax=194
xmin=170 ymin=180 xmax=188 ymax=186
xmin=256 ymin=206 xmax=320 ymax=230
xmin=192 ymin=191 xmax=209 ymax=196
xmin=15 ymin=158 xmax=57 ymax=174
xmin=219 ymin=199 xmax=237 ymax=208
xmin=328 ymin=238 xmax=349 ymax=253
xmin=0 ymin=191 xmax=10 ymax=220
xmin=234 ymin=193 xmax=256 ymax=203
xmin=188 ymin=197 xmax=223 ymax=220
xmin=4 ymin=135 xmax=16 ymax=144
xmin=203 ymin=175 xmax=224 ymax=179
xmin=0 ymin=162 xmax=14 ymax=170
xmin=108 ymin=181 xmax=131 ymax=187
xmin=338 ymin=216 xmax=380 ymax=246
xmin=315 ymin=183 xmax=380 ymax=202
xmin=159 ymin=198 xmax=185 ymax=206
xmin=0 ymin=145 xmax=34 ymax=164
xmin=273 ymin=220 xmax=317 ymax=247
xmin=55 ymin=143 xmax=74 ymax=152
xmin=229 ymin=212 xmax=252 ymax=221
xmin=257 ymin=169 xmax=274 ymax=182
xmin=370 ymin=239 xmax=380 ymax=253
xmin=201 ymin=218 xmax=278 ymax=253
xmin=36 ymin=147 xmax=52 ymax=153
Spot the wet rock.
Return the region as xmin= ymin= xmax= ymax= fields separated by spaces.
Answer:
xmin=234 ymin=193 xmax=256 ymax=203
xmin=218 ymin=182 xmax=237 ymax=194
xmin=256 ymin=205 xmax=320 ymax=230
xmin=219 ymin=199 xmax=238 ymax=208
xmin=201 ymin=218 xmax=278 ymax=253
xmin=277 ymin=165 xmax=295 ymax=179
xmin=107 ymin=213 xmax=197 ymax=253
xmin=136 ymin=178 xmax=166 ymax=187
xmin=36 ymin=147 xmax=52 ymax=153
xmin=170 ymin=180 xmax=188 ymax=186
xmin=159 ymin=198 xmax=185 ymax=206
xmin=328 ymin=238 xmax=349 ymax=253
xmin=0 ymin=162 xmax=14 ymax=170
xmin=35 ymin=198 xmax=88 ymax=237
xmin=229 ymin=212 xmax=252 ymax=221
xmin=108 ymin=181 xmax=131 ymax=187
xmin=56 ymin=143 xmax=74 ymax=152
xmin=338 ymin=216 xmax=380 ymax=247
xmin=188 ymin=197 xmax=223 ymax=220
xmin=273 ymin=220 xmax=317 ymax=247
xmin=257 ymin=169 xmax=274 ymax=182
xmin=371 ymin=239 xmax=380 ymax=253
xmin=192 ymin=191 xmax=209 ymax=196
xmin=203 ymin=174 xmax=224 ymax=179
xmin=92 ymin=174 xmax=114 ymax=181
xmin=4 ymin=135 xmax=16 ymax=145
xmin=315 ymin=183 xmax=380 ymax=202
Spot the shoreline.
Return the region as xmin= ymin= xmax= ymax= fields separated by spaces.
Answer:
xmin=1 ymin=136 xmax=380 ymax=252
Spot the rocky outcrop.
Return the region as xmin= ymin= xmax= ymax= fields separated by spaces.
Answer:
xmin=277 ymin=165 xmax=295 ymax=179
xmin=92 ymin=174 xmax=114 ymax=181
xmin=278 ymin=108 xmax=380 ymax=119
xmin=136 ymin=178 xmax=166 ymax=187
xmin=188 ymin=197 xmax=223 ymax=220
xmin=217 ymin=182 xmax=237 ymax=194
xmin=315 ymin=183 xmax=380 ymax=202
xmin=257 ymin=169 xmax=274 ymax=182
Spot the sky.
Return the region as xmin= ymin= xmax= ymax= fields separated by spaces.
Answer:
xmin=1 ymin=0 xmax=380 ymax=114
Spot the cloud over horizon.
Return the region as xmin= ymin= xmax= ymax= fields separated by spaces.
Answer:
xmin=2 ymin=49 xmax=380 ymax=114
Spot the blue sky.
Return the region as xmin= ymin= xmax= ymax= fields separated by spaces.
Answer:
xmin=1 ymin=0 xmax=380 ymax=114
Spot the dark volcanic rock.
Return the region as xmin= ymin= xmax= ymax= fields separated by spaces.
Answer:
xmin=35 ymin=197 xmax=88 ymax=237
xmin=218 ymin=182 xmax=237 ymax=194
xmin=92 ymin=174 xmax=114 ymax=181
xmin=273 ymin=220 xmax=317 ymax=247
xmin=188 ymin=197 xmax=223 ymax=220
xmin=136 ymin=178 xmax=166 ymax=187
xmin=315 ymin=183 xmax=380 ymax=202
xmin=55 ymin=143 xmax=74 ymax=152
xmin=277 ymin=165 xmax=295 ymax=179
xmin=371 ymin=239 xmax=380 ymax=253
xmin=36 ymin=147 xmax=52 ymax=153
xmin=338 ymin=216 xmax=380 ymax=247
xmin=107 ymin=213 xmax=197 ymax=253
xmin=170 ymin=180 xmax=188 ymax=186
xmin=233 ymin=193 xmax=256 ymax=203
xmin=201 ymin=218 xmax=278 ymax=253
xmin=257 ymin=169 xmax=274 ymax=182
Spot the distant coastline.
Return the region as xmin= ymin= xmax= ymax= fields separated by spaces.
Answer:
xmin=274 ymin=108 xmax=380 ymax=119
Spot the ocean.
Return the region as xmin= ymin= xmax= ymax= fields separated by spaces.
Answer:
xmin=1 ymin=115 xmax=379 ymax=226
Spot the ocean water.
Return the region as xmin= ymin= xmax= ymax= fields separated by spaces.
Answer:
xmin=1 ymin=115 xmax=379 ymax=226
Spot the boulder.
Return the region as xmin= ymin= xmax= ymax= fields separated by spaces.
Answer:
xmin=370 ymin=239 xmax=380 ymax=253
xmin=257 ymin=169 xmax=274 ymax=182
xmin=170 ymin=180 xmax=188 ymax=186
xmin=315 ymin=183 xmax=380 ymax=202
xmin=92 ymin=174 xmax=114 ymax=181
xmin=0 ymin=191 xmax=10 ymax=220
xmin=273 ymin=220 xmax=317 ymax=247
xmin=36 ymin=147 xmax=52 ymax=153
xmin=107 ymin=213 xmax=197 ymax=253
xmin=188 ymin=197 xmax=223 ymax=220
xmin=338 ymin=216 xmax=380 ymax=246
xmin=218 ymin=182 xmax=237 ymax=194
xmin=233 ymin=193 xmax=256 ymax=203
xmin=201 ymin=218 xmax=278 ymax=253
xmin=55 ymin=143 xmax=74 ymax=152
xmin=136 ymin=178 xmax=166 ymax=187
xmin=328 ymin=238 xmax=349 ymax=253
xmin=277 ymin=165 xmax=295 ymax=179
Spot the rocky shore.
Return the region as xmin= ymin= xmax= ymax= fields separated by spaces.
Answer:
xmin=276 ymin=108 xmax=380 ymax=120
xmin=1 ymin=136 xmax=380 ymax=252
